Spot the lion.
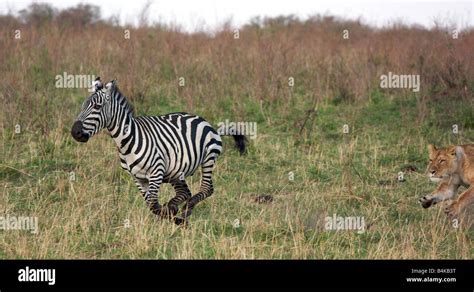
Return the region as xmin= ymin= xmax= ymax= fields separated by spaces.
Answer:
xmin=419 ymin=144 xmax=474 ymax=219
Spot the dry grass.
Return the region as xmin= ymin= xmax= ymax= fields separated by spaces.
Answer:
xmin=0 ymin=5 xmax=473 ymax=259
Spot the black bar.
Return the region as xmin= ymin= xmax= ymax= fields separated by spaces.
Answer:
xmin=0 ymin=260 xmax=472 ymax=289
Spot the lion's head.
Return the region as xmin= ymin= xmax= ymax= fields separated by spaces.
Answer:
xmin=427 ymin=144 xmax=460 ymax=182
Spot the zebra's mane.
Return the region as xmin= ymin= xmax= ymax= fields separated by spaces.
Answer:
xmin=112 ymin=85 xmax=134 ymax=116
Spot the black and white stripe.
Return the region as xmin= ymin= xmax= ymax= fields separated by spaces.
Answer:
xmin=71 ymin=78 xmax=245 ymax=224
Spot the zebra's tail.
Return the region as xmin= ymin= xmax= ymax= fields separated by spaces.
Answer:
xmin=232 ymin=135 xmax=247 ymax=155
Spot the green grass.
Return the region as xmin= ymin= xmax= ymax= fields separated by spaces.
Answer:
xmin=0 ymin=92 xmax=473 ymax=259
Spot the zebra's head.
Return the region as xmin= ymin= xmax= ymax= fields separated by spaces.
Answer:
xmin=71 ymin=77 xmax=116 ymax=143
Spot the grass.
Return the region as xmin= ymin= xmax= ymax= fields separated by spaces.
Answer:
xmin=1 ymin=91 xmax=473 ymax=259
xmin=0 ymin=5 xmax=473 ymax=259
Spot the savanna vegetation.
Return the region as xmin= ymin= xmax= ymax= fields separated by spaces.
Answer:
xmin=0 ymin=3 xmax=473 ymax=258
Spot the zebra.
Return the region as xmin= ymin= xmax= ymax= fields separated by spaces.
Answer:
xmin=71 ymin=77 xmax=246 ymax=225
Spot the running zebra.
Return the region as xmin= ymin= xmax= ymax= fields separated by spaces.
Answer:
xmin=71 ymin=78 xmax=245 ymax=225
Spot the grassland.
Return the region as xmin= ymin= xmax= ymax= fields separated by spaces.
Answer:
xmin=0 ymin=4 xmax=473 ymax=258
xmin=1 ymin=92 xmax=473 ymax=259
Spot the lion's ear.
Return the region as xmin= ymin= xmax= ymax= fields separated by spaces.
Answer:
xmin=428 ymin=144 xmax=437 ymax=156
xmin=448 ymin=145 xmax=457 ymax=156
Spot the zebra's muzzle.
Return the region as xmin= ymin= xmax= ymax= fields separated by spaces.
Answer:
xmin=71 ymin=121 xmax=90 ymax=142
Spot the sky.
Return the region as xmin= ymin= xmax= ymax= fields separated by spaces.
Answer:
xmin=1 ymin=0 xmax=472 ymax=31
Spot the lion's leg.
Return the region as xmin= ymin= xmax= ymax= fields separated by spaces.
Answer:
xmin=445 ymin=186 xmax=474 ymax=219
xmin=420 ymin=181 xmax=459 ymax=208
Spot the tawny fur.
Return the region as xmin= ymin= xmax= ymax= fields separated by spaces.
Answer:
xmin=420 ymin=144 xmax=474 ymax=219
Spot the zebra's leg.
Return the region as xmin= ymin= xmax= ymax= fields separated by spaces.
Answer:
xmin=144 ymin=173 xmax=164 ymax=216
xmin=178 ymin=157 xmax=216 ymax=221
xmin=133 ymin=177 xmax=149 ymax=197
xmin=162 ymin=180 xmax=192 ymax=220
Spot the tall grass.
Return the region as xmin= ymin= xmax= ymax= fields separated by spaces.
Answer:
xmin=1 ymin=6 xmax=473 ymax=127
xmin=0 ymin=4 xmax=472 ymax=259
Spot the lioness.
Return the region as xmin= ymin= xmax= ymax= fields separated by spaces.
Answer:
xmin=420 ymin=144 xmax=474 ymax=218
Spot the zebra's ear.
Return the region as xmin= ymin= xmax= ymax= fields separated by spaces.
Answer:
xmin=105 ymin=79 xmax=117 ymax=93
xmin=104 ymin=79 xmax=117 ymax=102
xmin=93 ymin=77 xmax=103 ymax=92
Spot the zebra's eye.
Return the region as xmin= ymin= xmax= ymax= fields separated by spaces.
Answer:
xmin=93 ymin=103 xmax=102 ymax=110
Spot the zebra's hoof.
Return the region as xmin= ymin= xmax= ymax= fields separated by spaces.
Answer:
xmin=174 ymin=217 xmax=188 ymax=226
xmin=160 ymin=204 xmax=178 ymax=220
